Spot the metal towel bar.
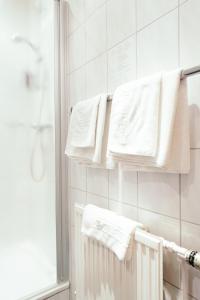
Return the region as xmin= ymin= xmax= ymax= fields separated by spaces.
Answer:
xmin=70 ymin=65 xmax=200 ymax=112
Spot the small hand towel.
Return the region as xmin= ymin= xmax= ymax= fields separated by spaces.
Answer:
xmin=81 ymin=204 xmax=144 ymax=261
xmin=68 ymin=96 xmax=100 ymax=148
xmin=107 ymin=69 xmax=190 ymax=173
xmin=65 ymin=94 xmax=114 ymax=168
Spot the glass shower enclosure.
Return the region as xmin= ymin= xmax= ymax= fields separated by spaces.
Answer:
xmin=0 ymin=0 xmax=68 ymax=299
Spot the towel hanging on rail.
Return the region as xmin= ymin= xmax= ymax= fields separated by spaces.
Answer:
xmin=65 ymin=94 xmax=115 ymax=168
xmin=81 ymin=204 xmax=144 ymax=261
xmin=107 ymin=69 xmax=190 ymax=173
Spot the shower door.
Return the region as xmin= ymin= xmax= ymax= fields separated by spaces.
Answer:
xmin=0 ymin=0 xmax=68 ymax=299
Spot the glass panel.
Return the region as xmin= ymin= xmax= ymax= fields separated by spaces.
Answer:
xmin=0 ymin=1 xmax=57 ymax=299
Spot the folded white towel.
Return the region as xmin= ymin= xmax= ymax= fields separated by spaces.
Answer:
xmin=65 ymin=94 xmax=114 ymax=168
xmin=108 ymin=73 xmax=161 ymax=158
xmin=81 ymin=204 xmax=144 ymax=261
xmin=68 ymin=96 xmax=100 ymax=148
xmin=108 ymin=70 xmax=190 ymax=173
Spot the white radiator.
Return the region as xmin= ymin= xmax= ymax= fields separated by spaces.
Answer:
xmin=74 ymin=205 xmax=163 ymax=300
xmin=135 ymin=230 xmax=163 ymax=300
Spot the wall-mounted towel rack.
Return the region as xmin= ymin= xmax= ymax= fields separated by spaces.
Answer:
xmin=105 ymin=65 xmax=200 ymax=102
xmin=70 ymin=65 xmax=200 ymax=113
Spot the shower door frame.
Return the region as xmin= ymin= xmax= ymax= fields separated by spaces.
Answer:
xmin=54 ymin=0 xmax=69 ymax=286
xmin=22 ymin=0 xmax=69 ymax=299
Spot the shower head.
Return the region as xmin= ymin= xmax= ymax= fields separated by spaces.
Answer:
xmin=12 ymin=34 xmax=43 ymax=62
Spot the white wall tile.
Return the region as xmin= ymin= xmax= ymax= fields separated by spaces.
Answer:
xmin=187 ymin=75 xmax=200 ymax=148
xmin=69 ymin=25 xmax=86 ymax=72
xmin=107 ymin=0 xmax=136 ymax=48
xmin=87 ymin=192 xmax=108 ymax=208
xmin=109 ymin=169 xmax=137 ymax=206
xmin=182 ymin=221 xmax=200 ymax=251
xmin=70 ymin=160 xmax=87 ymax=191
xmin=138 ymin=172 xmax=180 ymax=218
xmin=109 ymin=200 xmax=138 ymax=220
xmin=67 ymin=0 xmax=200 ymax=295
xmin=85 ymin=0 xmax=106 ymax=17
xmin=87 ymin=168 xmax=108 ymax=198
xmin=180 ymin=0 xmax=200 ymax=68
xmin=108 ymin=35 xmax=137 ymax=92
xmin=86 ymin=54 xmax=107 ymax=98
xmin=86 ymin=5 xmax=106 ymax=61
xmin=68 ymin=0 xmax=85 ymax=35
xmin=69 ymin=188 xmax=86 ymax=227
xmin=139 ymin=209 xmax=181 ymax=287
xmin=69 ymin=66 xmax=86 ymax=107
xmin=138 ymin=208 xmax=180 ymax=245
xmin=137 ymin=9 xmax=179 ymax=77
xmin=163 ymin=282 xmax=182 ymax=300
xmin=181 ymin=149 xmax=200 ymax=225
xmin=137 ymin=0 xmax=178 ymax=30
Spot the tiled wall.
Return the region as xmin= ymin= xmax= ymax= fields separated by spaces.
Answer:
xmin=66 ymin=0 xmax=200 ymax=299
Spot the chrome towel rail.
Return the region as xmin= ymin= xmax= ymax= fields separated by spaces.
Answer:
xmin=70 ymin=65 xmax=200 ymax=112
xmin=105 ymin=65 xmax=200 ymax=103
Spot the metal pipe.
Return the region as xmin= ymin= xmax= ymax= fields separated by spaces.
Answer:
xmin=181 ymin=65 xmax=200 ymax=78
xmin=107 ymin=65 xmax=200 ymax=102
xmin=70 ymin=65 xmax=200 ymax=112
xmin=162 ymin=239 xmax=200 ymax=271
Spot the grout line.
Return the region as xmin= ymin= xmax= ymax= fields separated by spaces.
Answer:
xmin=69 ymin=184 xmax=200 ymax=227
xmin=67 ymin=1 xmax=194 ymax=77
xmin=136 ymin=172 xmax=139 ymax=220
xmin=85 ymin=0 xmax=107 ymax=20
xmin=181 ymin=218 xmax=200 ymax=228
xmin=86 ymin=190 xmax=109 ymax=201
xmin=67 ymin=50 xmax=107 ymax=76
xmin=164 ymin=276 xmax=198 ymax=300
xmin=164 ymin=279 xmax=180 ymax=292
xmin=67 ymin=0 xmax=108 ymax=39
xmin=135 ymin=0 xmax=139 ymax=221
xmin=70 ymin=186 xmax=87 ymax=193
xmin=179 ymin=0 xmax=190 ymax=7
xmin=86 ymin=167 xmax=88 ymax=204
xmin=136 ymin=5 xmax=179 ymax=33
xmin=179 ymin=173 xmax=182 ymax=291
xmin=178 ymin=0 xmax=182 ymax=255
xmin=178 ymin=0 xmax=181 ymax=68
xmin=138 ymin=205 xmax=181 ymax=221
xmin=179 ymin=174 xmax=182 ymax=246
xmin=109 ymin=197 xmax=138 ymax=209
xmin=105 ymin=0 xmax=110 ymax=210
xmin=135 ymin=0 xmax=139 ymax=81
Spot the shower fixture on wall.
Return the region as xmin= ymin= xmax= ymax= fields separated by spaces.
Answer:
xmin=12 ymin=34 xmax=43 ymax=63
xmin=12 ymin=32 xmax=49 ymax=182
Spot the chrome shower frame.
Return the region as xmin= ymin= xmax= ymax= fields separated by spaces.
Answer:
xmin=54 ymin=0 xmax=69 ymax=285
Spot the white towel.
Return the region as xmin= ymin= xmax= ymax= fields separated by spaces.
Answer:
xmin=108 ymin=70 xmax=190 ymax=173
xmin=108 ymin=73 xmax=161 ymax=158
xmin=81 ymin=204 xmax=144 ymax=261
xmin=68 ymin=96 xmax=100 ymax=148
xmin=65 ymin=94 xmax=114 ymax=168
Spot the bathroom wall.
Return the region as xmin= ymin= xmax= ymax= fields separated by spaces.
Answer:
xmin=66 ymin=0 xmax=200 ymax=299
